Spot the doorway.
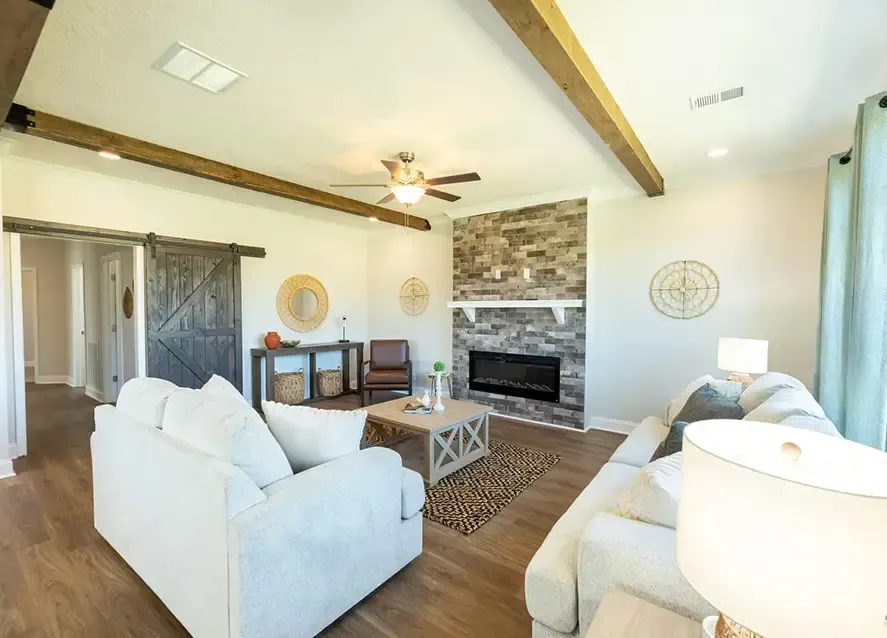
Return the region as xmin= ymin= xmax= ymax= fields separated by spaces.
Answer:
xmin=101 ymin=253 xmax=124 ymax=402
xmin=21 ymin=267 xmax=37 ymax=383
xmin=70 ymin=262 xmax=86 ymax=388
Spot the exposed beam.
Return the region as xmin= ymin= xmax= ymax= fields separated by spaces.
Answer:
xmin=3 ymin=107 xmax=432 ymax=231
xmin=0 ymin=0 xmax=51 ymax=121
xmin=487 ymin=0 xmax=664 ymax=196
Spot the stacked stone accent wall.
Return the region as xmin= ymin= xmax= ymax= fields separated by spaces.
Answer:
xmin=451 ymin=198 xmax=587 ymax=429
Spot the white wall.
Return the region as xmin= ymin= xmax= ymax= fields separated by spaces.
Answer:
xmin=586 ymin=167 xmax=826 ymax=423
xmin=366 ymin=221 xmax=453 ymax=392
xmin=1 ymin=158 xmax=371 ymax=401
xmin=20 ymin=237 xmax=70 ymax=379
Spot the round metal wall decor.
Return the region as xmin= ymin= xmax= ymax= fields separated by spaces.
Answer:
xmin=649 ymin=260 xmax=720 ymax=319
xmin=400 ymin=277 xmax=429 ymax=315
xmin=277 ymin=274 xmax=329 ymax=332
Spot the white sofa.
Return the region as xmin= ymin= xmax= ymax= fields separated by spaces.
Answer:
xmin=525 ymin=373 xmax=839 ymax=637
xmin=92 ymin=395 xmax=424 ymax=638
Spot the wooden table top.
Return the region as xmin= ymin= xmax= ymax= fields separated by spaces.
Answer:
xmin=363 ymin=396 xmax=492 ymax=433
xmin=585 ymin=590 xmax=700 ymax=638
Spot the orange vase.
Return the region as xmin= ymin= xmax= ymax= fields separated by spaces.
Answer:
xmin=264 ymin=331 xmax=281 ymax=349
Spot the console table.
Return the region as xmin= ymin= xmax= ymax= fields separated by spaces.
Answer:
xmin=250 ymin=341 xmax=364 ymax=409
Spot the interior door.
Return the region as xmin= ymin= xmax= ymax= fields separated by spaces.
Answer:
xmin=146 ymin=247 xmax=242 ymax=390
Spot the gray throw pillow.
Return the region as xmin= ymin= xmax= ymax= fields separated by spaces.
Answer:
xmin=649 ymin=384 xmax=745 ymax=462
xmin=674 ymin=383 xmax=744 ymax=424
xmin=650 ymin=421 xmax=689 ymax=462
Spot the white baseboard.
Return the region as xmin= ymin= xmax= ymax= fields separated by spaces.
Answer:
xmin=0 ymin=460 xmax=15 ymax=480
xmin=85 ymin=386 xmax=105 ymax=403
xmin=586 ymin=416 xmax=637 ymax=435
xmin=35 ymin=374 xmax=72 ymax=385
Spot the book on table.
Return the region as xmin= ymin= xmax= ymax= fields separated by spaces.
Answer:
xmin=403 ymin=400 xmax=432 ymax=415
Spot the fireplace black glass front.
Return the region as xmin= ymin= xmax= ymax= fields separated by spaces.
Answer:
xmin=468 ymin=350 xmax=560 ymax=403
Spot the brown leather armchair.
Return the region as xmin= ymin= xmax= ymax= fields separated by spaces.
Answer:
xmin=362 ymin=340 xmax=412 ymax=406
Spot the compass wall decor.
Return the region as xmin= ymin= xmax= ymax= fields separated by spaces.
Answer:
xmin=400 ymin=277 xmax=429 ymax=315
xmin=649 ymin=260 xmax=720 ymax=319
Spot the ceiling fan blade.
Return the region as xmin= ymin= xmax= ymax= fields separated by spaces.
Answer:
xmin=376 ymin=192 xmax=396 ymax=205
xmin=381 ymin=160 xmax=400 ymax=174
xmin=425 ymin=172 xmax=481 ymax=186
xmin=328 ymin=183 xmax=390 ymax=187
xmin=424 ymin=188 xmax=461 ymax=203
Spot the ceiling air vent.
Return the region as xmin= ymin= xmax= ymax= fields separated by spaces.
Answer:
xmin=689 ymin=86 xmax=744 ymax=111
xmin=152 ymin=42 xmax=246 ymax=94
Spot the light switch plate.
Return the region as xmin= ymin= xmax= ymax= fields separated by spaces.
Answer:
xmin=495 ymin=269 xmax=501 ymax=280
xmin=524 ymin=268 xmax=531 ymax=280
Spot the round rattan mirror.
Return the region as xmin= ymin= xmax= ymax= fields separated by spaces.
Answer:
xmin=277 ymin=274 xmax=329 ymax=332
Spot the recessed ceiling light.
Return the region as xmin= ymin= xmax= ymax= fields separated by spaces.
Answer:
xmin=707 ymin=148 xmax=729 ymax=159
xmin=369 ymin=217 xmax=379 ymax=222
xmin=152 ymin=42 xmax=246 ymax=94
xmin=98 ymin=150 xmax=121 ymax=160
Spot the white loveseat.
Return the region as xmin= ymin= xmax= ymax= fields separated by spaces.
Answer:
xmin=525 ymin=372 xmax=838 ymax=637
xmin=92 ymin=384 xmax=424 ymax=638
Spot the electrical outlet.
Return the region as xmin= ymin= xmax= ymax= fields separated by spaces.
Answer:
xmin=495 ymin=269 xmax=501 ymax=280
xmin=523 ymin=268 xmax=531 ymax=280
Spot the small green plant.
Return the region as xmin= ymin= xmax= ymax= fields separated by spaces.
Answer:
xmin=433 ymin=360 xmax=446 ymax=372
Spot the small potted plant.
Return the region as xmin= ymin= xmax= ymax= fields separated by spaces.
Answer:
xmin=432 ymin=361 xmax=447 ymax=412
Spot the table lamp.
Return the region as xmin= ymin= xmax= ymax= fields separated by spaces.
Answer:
xmin=717 ymin=338 xmax=768 ymax=388
xmin=677 ymin=419 xmax=887 ymax=638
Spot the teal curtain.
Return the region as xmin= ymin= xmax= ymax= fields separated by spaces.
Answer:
xmin=817 ymin=90 xmax=887 ymax=450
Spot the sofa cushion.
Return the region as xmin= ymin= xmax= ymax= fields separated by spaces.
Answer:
xmin=674 ymin=384 xmax=744 ymax=423
xmin=163 ymin=391 xmax=292 ymax=489
xmin=116 ymin=377 xmax=179 ymax=428
xmin=610 ymin=417 xmax=669 ymax=467
xmin=611 ymin=453 xmax=682 ymax=529
xmin=738 ymin=372 xmax=807 ymax=413
xmin=401 ymin=468 xmax=425 ymax=519
xmin=743 ymin=387 xmax=826 ymax=423
xmin=202 ymin=374 xmax=249 ymax=406
xmin=525 ymin=462 xmax=639 ymax=634
xmin=780 ymin=414 xmax=842 ymax=437
xmin=262 ymin=401 xmax=366 ymax=472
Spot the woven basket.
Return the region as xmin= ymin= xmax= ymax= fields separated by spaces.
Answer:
xmin=317 ymin=367 xmax=343 ymax=397
xmin=274 ymin=369 xmax=305 ymax=405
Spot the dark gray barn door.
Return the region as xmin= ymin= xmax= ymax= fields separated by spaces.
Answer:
xmin=146 ymin=247 xmax=243 ymax=390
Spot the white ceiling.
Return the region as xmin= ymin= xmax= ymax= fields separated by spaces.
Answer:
xmin=11 ymin=0 xmax=887 ymax=222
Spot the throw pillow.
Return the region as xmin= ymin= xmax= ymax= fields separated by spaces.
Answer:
xmin=202 ymin=374 xmax=249 ymax=406
xmin=611 ymin=452 xmax=683 ymax=529
xmin=743 ymin=387 xmax=826 ymax=423
xmin=650 ymin=421 xmax=689 ymax=462
xmin=163 ymin=391 xmax=292 ymax=489
xmin=262 ymin=401 xmax=367 ymax=473
xmin=665 ymin=376 xmax=742 ymax=424
xmin=738 ymin=372 xmax=807 ymax=413
xmin=116 ymin=377 xmax=179 ymax=428
xmin=780 ymin=414 xmax=842 ymax=438
xmin=674 ymin=383 xmax=744 ymax=424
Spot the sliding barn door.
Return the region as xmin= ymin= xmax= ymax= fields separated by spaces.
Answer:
xmin=146 ymin=247 xmax=242 ymax=390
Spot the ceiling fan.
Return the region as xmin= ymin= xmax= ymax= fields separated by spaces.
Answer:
xmin=330 ymin=152 xmax=481 ymax=207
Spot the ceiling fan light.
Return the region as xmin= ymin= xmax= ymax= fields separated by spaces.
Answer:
xmin=392 ymin=184 xmax=425 ymax=205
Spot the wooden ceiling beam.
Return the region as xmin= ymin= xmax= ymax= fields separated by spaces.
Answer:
xmin=0 ymin=0 xmax=51 ymax=122
xmin=487 ymin=0 xmax=664 ymax=196
xmin=3 ymin=107 xmax=432 ymax=231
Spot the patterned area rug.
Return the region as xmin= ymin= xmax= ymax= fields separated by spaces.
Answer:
xmin=423 ymin=440 xmax=560 ymax=535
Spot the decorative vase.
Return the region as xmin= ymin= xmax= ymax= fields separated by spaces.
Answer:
xmin=264 ymin=331 xmax=281 ymax=349
xmin=420 ymin=391 xmax=432 ymax=408
xmin=432 ymin=372 xmax=446 ymax=413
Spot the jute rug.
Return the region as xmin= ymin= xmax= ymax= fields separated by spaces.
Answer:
xmin=423 ymin=440 xmax=560 ymax=535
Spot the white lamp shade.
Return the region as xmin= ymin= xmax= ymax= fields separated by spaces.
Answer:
xmin=677 ymin=420 xmax=887 ymax=638
xmin=717 ymin=337 xmax=768 ymax=374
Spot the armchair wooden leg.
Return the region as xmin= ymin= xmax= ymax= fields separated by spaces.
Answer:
xmin=368 ymin=390 xmax=373 ymax=405
xmin=360 ymin=390 xmax=365 ymax=407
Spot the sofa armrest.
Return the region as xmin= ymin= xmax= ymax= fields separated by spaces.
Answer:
xmin=578 ymin=513 xmax=715 ymax=631
xmin=228 ymin=447 xmax=411 ymax=638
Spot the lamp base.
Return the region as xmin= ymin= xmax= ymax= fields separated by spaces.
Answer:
xmin=726 ymin=372 xmax=754 ymax=389
xmin=716 ymin=614 xmax=762 ymax=638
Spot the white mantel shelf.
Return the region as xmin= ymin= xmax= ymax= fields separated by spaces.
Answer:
xmin=447 ymin=300 xmax=583 ymax=325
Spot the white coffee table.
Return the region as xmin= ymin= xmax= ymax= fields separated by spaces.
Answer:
xmin=362 ymin=396 xmax=492 ymax=486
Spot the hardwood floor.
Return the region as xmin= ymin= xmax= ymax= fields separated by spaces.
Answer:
xmin=1 ymin=385 xmax=624 ymax=637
